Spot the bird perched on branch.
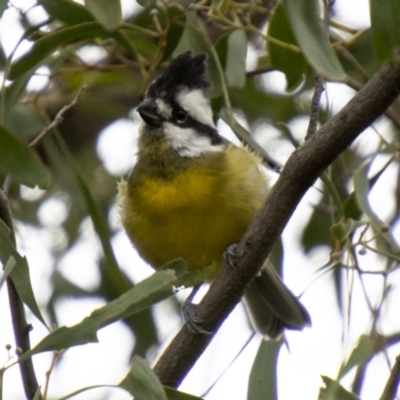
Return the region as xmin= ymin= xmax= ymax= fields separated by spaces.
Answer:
xmin=118 ymin=51 xmax=310 ymax=338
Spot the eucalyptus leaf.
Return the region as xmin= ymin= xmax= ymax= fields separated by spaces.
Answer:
xmin=215 ymin=18 xmax=247 ymax=89
xmin=18 ymin=267 xmax=179 ymax=362
xmin=18 ymin=259 xmax=210 ymax=361
xmin=164 ymin=387 xmax=205 ymax=400
xmin=0 ymin=0 xmax=8 ymax=20
xmin=370 ymin=0 xmax=400 ymax=62
xmin=119 ymin=356 xmax=168 ymax=400
xmin=268 ymin=3 xmax=307 ymax=90
xmin=0 ymin=221 xmax=47 ymax=327
xmin=85 ymin=0 xmax=122 ymax=31
xmin=281 ymin=0 xmax=345 ymax=80
xmin=338 ymin=335 xmax=374 ymax=379
xmin=354 ymin=160 xmax=400 ymax=252
xmin=39 ymin=0 xmax=94 ymax=24
xmin=248 ymin=339 xmax=283 ymax=400
xmin=319 ymin=376 xmax=360 ymax=400
xmin=0 ymin=125 xmax=50 ymax=188
xmin=8 ymin=22 xmax=106 ymax=79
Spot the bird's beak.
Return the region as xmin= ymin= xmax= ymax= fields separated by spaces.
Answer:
xmin=137 ymin=100 xmax=163 ymax=128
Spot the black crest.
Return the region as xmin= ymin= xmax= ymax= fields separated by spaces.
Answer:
xmin=147 ymin=52 xmax=210 ymax=99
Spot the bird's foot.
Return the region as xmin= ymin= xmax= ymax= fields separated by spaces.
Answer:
xmin=182 ymin=284 xmax=212 ymax=335
xmin=224 ymin=243 xmax=239 ymax=269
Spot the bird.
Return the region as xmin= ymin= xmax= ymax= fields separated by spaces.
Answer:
xmin=118 ymin=51 xmax=311 ymax=338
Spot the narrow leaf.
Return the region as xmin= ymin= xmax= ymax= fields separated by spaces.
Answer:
xmin=268 ymin=4 xmax=307 ymax=90
xmin=0 ymin=256 xmax=16 ymax=290
xmin=8 ymin=22 xmax=105 ymax=79
xmin=338 ymin=335 xmax=374 ymax=379
xmin=0 ymin=0 xmax=8 ymax=19
xmin=119 ymin=356 xmax=168 ymax=400
xmin=39 ymin=0 xmax=94 ymax=25
xmin=225 ymin=18 xmax=247 ymax=88
xmin=85 ymin=0 xmax=122 ymax=31
xmin=0 ymin=125 xmax=50 ymax=188
xmin=2 ymin=71 xmax=33 ymax=121
xmin=248 ymin=339 xmax=283 ymax=400
xmin=0 ymin=221 xmax=47 ymax=327
xmin=354 ymin=160 xmax=400 ymax=252
xmin=164 ymin=387 xmax=204 ymax=400
xmin=282 ymin=0 xmax=346 ymax=80
xmin=19 ymin=259 xmax=210 ymax=361
xmin=370 ymin=0 xmax=400 ymax=62
xmin=319 ymin=376 xmax=360 ymax=400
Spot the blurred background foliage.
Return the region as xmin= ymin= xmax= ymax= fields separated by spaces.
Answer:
xmin=1 ymin=0 xmax=400 ymax=398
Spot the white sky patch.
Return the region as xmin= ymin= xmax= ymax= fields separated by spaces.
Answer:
xmin=176 ymin=88 xmax=215 ymax=127
xmin=96 ymin=118 xmax=138 ymax=176
xmin=26 ymin=65 xmax=50 ymax=92
xmin=20 ymin=185 xmax=46 ymax=201
xmin=38 ymin=197 xmax=69 ymax=227
xmin=77 ymin=45 xmax=108 ymax=65
xmin=164 ymin=122 xmax=225 ymax=157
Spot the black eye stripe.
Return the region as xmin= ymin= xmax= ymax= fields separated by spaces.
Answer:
xmin=155 ymin=99 xmax=225 ymax=146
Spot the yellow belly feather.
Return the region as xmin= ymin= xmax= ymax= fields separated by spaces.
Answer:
xmin=118 ymin=145 xmax=268 ymax=276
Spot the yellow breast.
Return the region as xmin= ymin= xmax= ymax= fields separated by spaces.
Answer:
xmin=118 ymin=145 xmax=268 ymax=277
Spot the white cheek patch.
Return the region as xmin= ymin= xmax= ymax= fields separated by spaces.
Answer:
xmin=164 ymin=123 xmax=224 ymax=157
xmin=176 ymin=88 xmax=215 ymax=127
xmin=155 ymin=98 xmax=172 ymax=119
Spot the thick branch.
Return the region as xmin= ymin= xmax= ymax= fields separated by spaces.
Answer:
xmin=154 ymin=51 xmax=400 ymax=387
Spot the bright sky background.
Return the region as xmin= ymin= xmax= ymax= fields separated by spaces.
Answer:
xmin=2 ymin=1 xmax=399 ymax=400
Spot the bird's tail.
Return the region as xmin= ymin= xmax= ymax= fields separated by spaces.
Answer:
xmin=243 ymin=261 xmax=311 ymax=339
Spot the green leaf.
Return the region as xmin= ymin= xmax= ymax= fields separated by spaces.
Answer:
xmin=119 ymin=356 xmax=168 ymax=400
xmin=247 ymin=339 xmax=283 ymax=400
xmin=0 ymin=256 xmax=16 ymax=290
xmin=319 ymin=376 xmax=360 ymax=400
xmin=0 ymin=0 xmax=8 ymax=19
xmin=330 ymin=218 xmax=365 ymax=243
xmin=8 ymin=22 xmax=106 ymax=79
xmin=354 ymin=160 xmax=400 ymax=252
xmin=338 ymin=29 xmax=379 ymax=79
xmin=215 ymin=19 xmax=247 ymax=89
xmin=281 ymin=0 xmax=346 ymax=80
xmin=338 ymin=335 xmax=374 ymax=379
xmin=18 ymin=259 xmax=209 ymax=361
xmin=301 ymin=182 xmax=333 ymax=252
xmin=0 ymin=125 xmax=50 ymax=188
xmin=39 ymin=0 xmax=94 ymax=25
xmin=85 ymin=0 xmax=122 ymax=31
xmin=164 ymin=387 xmax=204 ymax=400
xmin=268 ymin=3 xmax=307 ymax=90
xmin=161 ymin=4 xmax=186 ymax=62
xmin=0 ymin=220 xmax=47 ymax=327
xmin=343 ymin=192 xmax=362 ymax=220
xmin=370 ymin=0 xmax=400 ymax=62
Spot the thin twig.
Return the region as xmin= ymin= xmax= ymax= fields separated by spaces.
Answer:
xmin=0 ymin=191 xmax=42 ymax=400
xmin=29 ymin=85 xmax=87 ymax=148
xmin=305 ymin=0 xmax=333 ymax=140
xmin=379 ymin=355 xmax=400 ymax=400
xmin=305 ymin=75 xmax=325 ymax=140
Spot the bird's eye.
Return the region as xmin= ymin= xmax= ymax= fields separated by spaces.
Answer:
xmin=174 ymin=109 xmax=187 ymax=123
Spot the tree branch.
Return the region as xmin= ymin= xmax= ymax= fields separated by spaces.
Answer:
xmin=379 ymin=354 xmax=400 ymax=400
xmin=0 ymin=190 xmax=41 ymax=400
xmin=153 ymin=50 xmax=400 ymax=387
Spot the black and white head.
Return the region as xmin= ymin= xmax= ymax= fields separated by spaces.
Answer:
xmin=136 ymin=52 xmax=226 ymax=157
